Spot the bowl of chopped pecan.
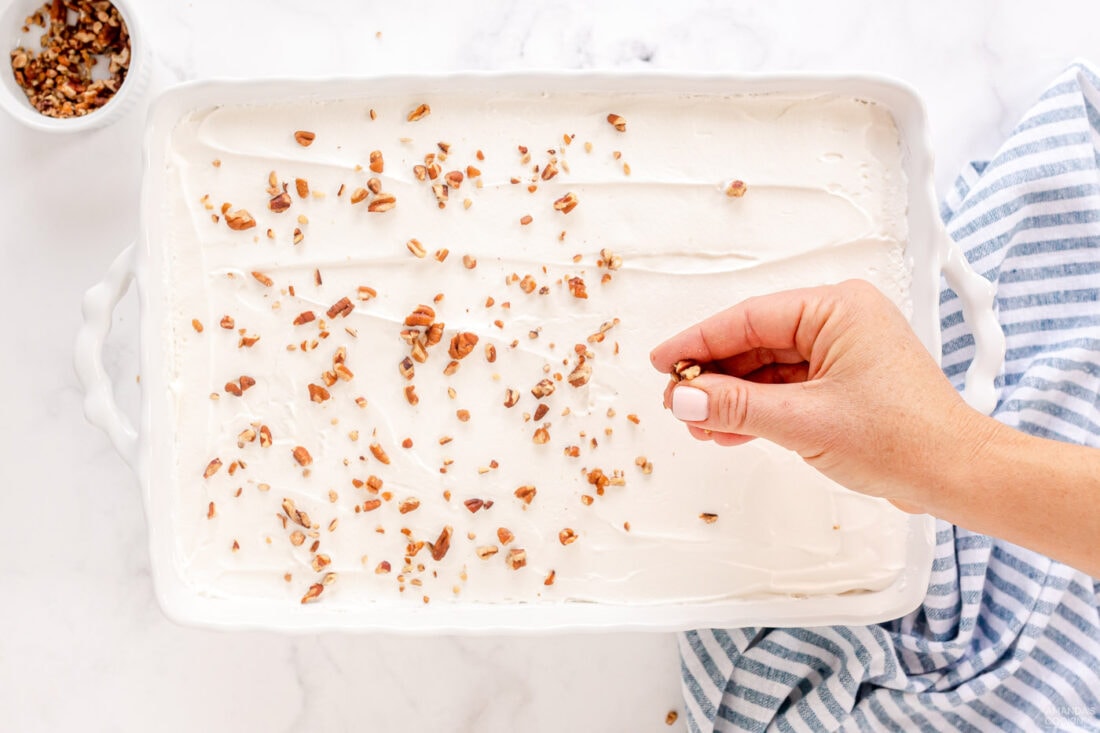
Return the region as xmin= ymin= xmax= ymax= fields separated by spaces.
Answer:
xmin=1 ymin=0 xmax=148 ymax=132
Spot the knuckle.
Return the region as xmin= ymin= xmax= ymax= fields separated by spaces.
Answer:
xmin=713 ymin=385 xmax=750 ymax=431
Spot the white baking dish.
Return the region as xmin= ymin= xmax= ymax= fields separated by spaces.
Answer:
xmin=75 ymin=73 xmax=1004 ymax=633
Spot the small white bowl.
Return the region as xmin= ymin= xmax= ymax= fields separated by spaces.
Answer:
xmin=0 ymin=0 xmax=149 ymax=132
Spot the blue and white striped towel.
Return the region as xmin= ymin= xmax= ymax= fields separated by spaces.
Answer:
xmin=680 ymin=63 xmax=1100 ymax=732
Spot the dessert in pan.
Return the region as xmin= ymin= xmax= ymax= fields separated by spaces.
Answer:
xmin=165 ymin=90 xmax=915 ymax=609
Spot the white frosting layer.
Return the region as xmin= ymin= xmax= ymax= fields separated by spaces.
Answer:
xmin=164 ymin=92 xmax=912 ymax=607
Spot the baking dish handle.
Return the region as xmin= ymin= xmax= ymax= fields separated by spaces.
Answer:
xmin=940 ymin=234 xmax=1005 ymax=416
xmin=74 ymin=244 xmax=140 ymax=470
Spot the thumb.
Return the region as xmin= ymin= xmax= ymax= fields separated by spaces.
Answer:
xmin=669 ymin=373 xmax=814 ymax=448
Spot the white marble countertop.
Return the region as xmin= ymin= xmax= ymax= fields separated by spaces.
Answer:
xmin=4 ymin=1 xmax=1100 ymax=730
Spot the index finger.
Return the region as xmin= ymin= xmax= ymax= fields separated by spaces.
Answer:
xmin=649 ymin=285 xmax=831 ymax=373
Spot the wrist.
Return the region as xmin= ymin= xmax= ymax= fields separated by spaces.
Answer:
xmin=908 ymin=399 xmax=1005 ymax=516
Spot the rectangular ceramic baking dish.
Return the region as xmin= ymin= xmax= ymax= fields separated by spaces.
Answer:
xmin=75 ymin=73 xmax=1004 ymax=633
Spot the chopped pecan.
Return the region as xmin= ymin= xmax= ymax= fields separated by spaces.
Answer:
xmin=398 ymin=498 xmax=420 ymax=514
xmin=326 ymin=297 xmax=354 ymax=319
xmin=606 ymin=113 xmax=627 ymax=132
xmin=294 ymin=130 xmax=316 ymax=146
xmin=404 ymin=304 xmax=435 ymax=327
xmin=368 ymin=194 xmax=397 ymax=212
xmin=269 ymin=189 xmax=292 ymax=213
xmin=531 ymin=379 xmax=555 ymax=398
xmin=599 ymin=248 xmax=623 ymax=270
xmin=448 ymin=332 xmax=479 ymax=360
xmin=567 ymin=357 xmax=592 ymax=387
xmin=300 ymin=583 xmax=324 ymax=604
xmin=559 ymin=528 xmax=578 ymax=546
xmin=672 ymin=359 xmax=703 ymax=382
xmin=567 ymin=276 xmax=588 ymax=299
xmin=514 ymin=485 xmax=537 ymax=505
xmin=444 ymin=170 xmax=464 ymax=188
xmin=425 ymin=322 xmax=444 ymax=346
xmin=293 ymin=310 xmax=316 ymax=326
xmin=203 ymin=458 xmax=222 ymax=478
xmin=725 ymin=179 xmax=747 ymax=198
xmin=507 ymin=548 xmax=527 ymax=570
xmin=431 ymin=183 xmax=448 ymax=207
xmin=476 ymin=545 xmax=499 ymax=560
xmin=225 ymin=209 xmax=256 ymax=231
xmin=370 ymin=442 xmax=391 ymax=465
xmin=308 ymin=383 xmax=331 ymax=403
xmin=552 ymin=192 xmax=578 ymax=214
xmin=428 ymin=525 xmax=452 ymax=561
xmin=282 ymin=497 xmax=312 ymax=528
xmin=292 ymin=446 xmax=313 ymax=466
xmin=237 ymin=428 xmax=256 ymax=447
xmin=407 ymin=103 xmax=431 ymax=122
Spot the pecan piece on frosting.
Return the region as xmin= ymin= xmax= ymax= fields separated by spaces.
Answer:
xmin=725 ymin=179 xmax=748 ymax=198
xmin=428 ymin=525 xmax=453 ymax=561
xmin=225 ymin=209 xmax=256 ymax=231
xmin=507 ymin=548 xmax=527 ymax=570
xmin=448 ymin=332 xmax=479 ymax=360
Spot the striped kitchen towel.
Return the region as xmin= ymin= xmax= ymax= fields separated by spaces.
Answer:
xmin=680 ymin=62 xmax=1100 ymax=732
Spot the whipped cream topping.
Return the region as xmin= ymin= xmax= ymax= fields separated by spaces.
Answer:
xmin=164 ymin=91 xmax=912 ymax=607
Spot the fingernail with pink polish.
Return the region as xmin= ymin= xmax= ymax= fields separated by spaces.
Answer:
xmin=671 ymin=386 xmax=708 ymax=422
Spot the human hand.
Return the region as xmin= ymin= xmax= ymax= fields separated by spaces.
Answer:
xmin=649 ymin=279 xmax=994 ymax=512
